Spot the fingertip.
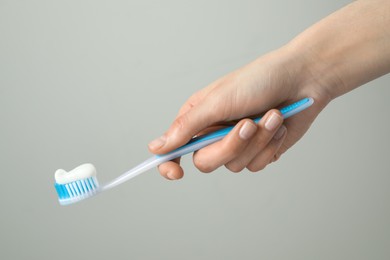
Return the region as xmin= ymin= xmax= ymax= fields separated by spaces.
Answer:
xmin=263 ymin=109 xmax=284 ymax=132
xmin=268 ymin=108 xmax=283 ymax=117
xmin=273 ymin=125 xmax=287 ymax=140
xmin=238 ymin=119 xmax=258 ymax=140
xmin=148 ymin=135 xmax=167 ymax=153
xmin=158 ymin=161 xmax=184 ymax=180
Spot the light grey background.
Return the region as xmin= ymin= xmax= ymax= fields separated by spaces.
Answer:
xmin=1 ymin=1 xmax=389 ymax=259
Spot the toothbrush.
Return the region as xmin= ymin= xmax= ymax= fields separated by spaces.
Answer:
xmin=54 ymin=97 xmax=314 ymax=205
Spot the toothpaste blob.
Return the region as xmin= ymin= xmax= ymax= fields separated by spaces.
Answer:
xmin=55 ymin=163 xmax=97 ymax=184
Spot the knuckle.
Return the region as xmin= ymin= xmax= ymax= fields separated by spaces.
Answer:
xmin=246 ymin=165 xmax=257 ymax=172
xmin=172 ymin=115 xmax=187 ymax=131
xmin=194 ymin=157 xmax=214 ymax=173
xmin=247 ymin=162 xmax=267 ymax=173
xmin=225 ymin=162 xmax=244 ymax=173
xmin=272 ymin=153 xmax=282 ymax=162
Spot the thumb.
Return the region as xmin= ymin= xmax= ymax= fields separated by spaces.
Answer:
xmin=148 ymin=99 xmax=219 ymax=155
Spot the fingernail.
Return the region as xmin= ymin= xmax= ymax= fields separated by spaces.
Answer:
xmin=265 ymin=112 xmax=282 ymax=131
xmin=239 ymin=121 xmax=257 ymax=140
xmin=273 ymin=125 xmax=286 ymax=140
xmin=167 ymin=171 xmax=176 ymax=180
xmin=148 ymin=135 xmax=166 ymax=150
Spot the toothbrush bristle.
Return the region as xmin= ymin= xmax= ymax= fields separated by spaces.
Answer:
xmin=54 ymin=176 xmax=99 ymax=205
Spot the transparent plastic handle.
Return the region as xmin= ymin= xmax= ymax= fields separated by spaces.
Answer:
xmin=102 ymin=98 xmax=314 ymax=191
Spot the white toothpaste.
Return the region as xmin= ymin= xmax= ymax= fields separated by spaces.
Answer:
xmin=55 ymin=163 xmax=97 ymax=184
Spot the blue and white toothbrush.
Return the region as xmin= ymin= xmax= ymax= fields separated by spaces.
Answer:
xmin=54 ymin=97 xmax=314 ymax=205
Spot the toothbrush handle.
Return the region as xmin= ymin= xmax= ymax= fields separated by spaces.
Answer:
xmin=102 ymin=98 xmax=314 ymax=191
xmin=157 ymin=97 xmax=314 ymax=162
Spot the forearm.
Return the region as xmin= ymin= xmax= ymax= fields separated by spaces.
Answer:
xmin=287 ymin=0 xmax=390 ymax=100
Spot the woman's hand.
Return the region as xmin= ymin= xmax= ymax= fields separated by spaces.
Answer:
xmin=148 ymin=48 xmax=330 ymax=180
xmin=148 ymin=0 xmax=390 ymax=180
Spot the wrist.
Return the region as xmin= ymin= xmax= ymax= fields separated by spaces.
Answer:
xmin=275 ymin=44 xmax=334 ymax=109
xmin=282 ymin=0 xmax=390 ymax=102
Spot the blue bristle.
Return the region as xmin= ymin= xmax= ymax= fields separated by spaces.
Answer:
xmin=54 ymin=177 xmax=99 ymax=205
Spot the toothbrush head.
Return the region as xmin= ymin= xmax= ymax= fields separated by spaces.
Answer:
xmin=54 ymin=163 xmax=100 ymax=205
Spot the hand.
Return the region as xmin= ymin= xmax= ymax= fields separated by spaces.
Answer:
xmin=148 ymin=0 xmax=390 ymax=180
xmin=148 ymin=48 xmax=330 ymax=180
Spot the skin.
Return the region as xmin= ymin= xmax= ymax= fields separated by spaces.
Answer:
xmin=148 ymin=0 xmax=390 ymax=180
